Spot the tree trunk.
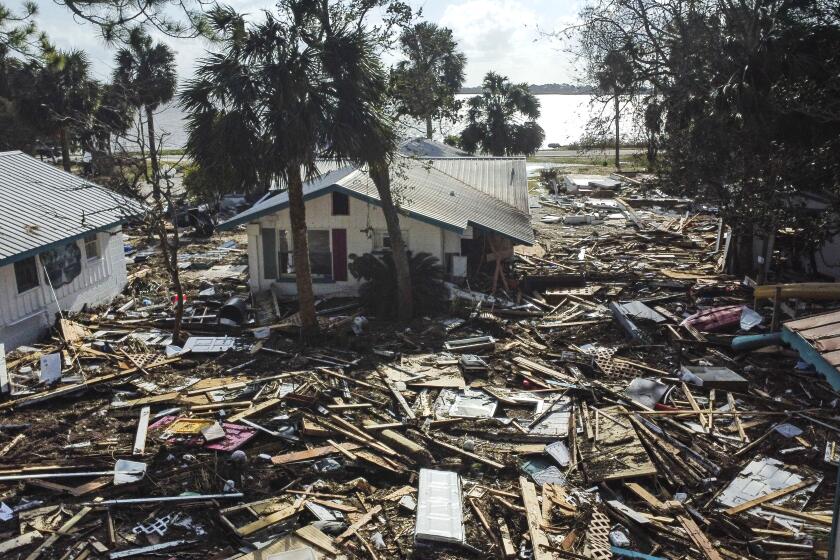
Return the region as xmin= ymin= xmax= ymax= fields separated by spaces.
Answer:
xmin=614 ymin=94 xmax=621 ymax=170
xmin=153 ymin=196 xmax=185 ymax=345
xmin=369 ymin=159 xmax=413 ymax=322
xmin=60 ymin=126 xmax=71 ymax=171
xmin=146 ymin=105 xmax=161 ymax=201
xmin=287 ymin=169 xmax=319 ymax=337
xmin=136 ymin=108 xmax=150 ymax=183
xmin=425 ymin=114 xmax=433 ymax=140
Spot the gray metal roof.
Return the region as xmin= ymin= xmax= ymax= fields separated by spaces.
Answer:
xmin=0 ymin=151 xmax=145 ymax=266
xmin=423 ymin=157 xmax=529 ymax=213
xmin=398 ymin=137 xmax=471 ymax=158
xmin=219 ymin=157 xmax=534 ymax=246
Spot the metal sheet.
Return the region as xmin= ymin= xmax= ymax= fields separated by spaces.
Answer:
xmin=182 ymin=336 xmax=241 ymax=354
xmin=415 ymin=469 xmax=465 ymax=545
xmin=0 ymin=151 xmax=143 ymax=265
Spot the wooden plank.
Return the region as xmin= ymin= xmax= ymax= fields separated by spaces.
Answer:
xmin=25 ymin=505 xmax=93 ymax=560
xmin=228 ymin=398 xmax=281 ymax=423
xmin=335 ymin=504 xmax=382 ymax=543
xmin=429 ymin=438 xmax=505 ymax=469
xmin=378 ymin=368 xmax=416 ymax=419
xmin=624 ymin=482 xmax=666 ymax=512
xmin=295 ymin=524 xmax=339 ymax=556
xmin=0 ymin=531 xmax=42 ymax=554
xmin=133 ymin=406 xmax=150 ymax=456
xmin=723 ymin=479 xmax=813 ymax=515
xmin=498 ymin=517 xmax=516 ymax=558
xmin=785 ymin=309 xmax=840 ymax=330
xmin=512 ymin=356 xmax=577 ymax=383
xmin=327 ymin=439 xmax=358 ymax=460
xmin=727 ymin=393 xmax=748 ymax=443
xmin=271 ymin=443 xmax=363 ymax=465
xmin=760 ymin=503 xmax=833 ymax=525
xmin=236 ymin=504 xmax=299 ymax=536
xmin=519 ymin=477 xmax=552 ymax=560
xmin=677 ymin=514 xmax=723 ymax=560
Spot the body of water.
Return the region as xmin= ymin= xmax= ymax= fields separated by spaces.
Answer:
xmin=141 ymin=94 xmax=640 ymax=151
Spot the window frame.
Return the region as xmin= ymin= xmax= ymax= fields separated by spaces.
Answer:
xmin=331 ymin=192 xmax=350 ymax=216
xmin=14 ymin=256 xmax=40 ymax=294
xmin=84 ymin=233 xmax=101 ymax=261
xmin=307 ymin=229 xmax=333 ymax=278
xmin=373 ymin=229 xmax=409 ymax=252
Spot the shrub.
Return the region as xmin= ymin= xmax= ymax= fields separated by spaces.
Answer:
xmin=348 ymin=252 xmax=449 ymax=318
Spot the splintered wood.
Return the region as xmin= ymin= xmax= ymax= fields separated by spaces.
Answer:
xmin=578 ymin=405 xmax=657 ymax=482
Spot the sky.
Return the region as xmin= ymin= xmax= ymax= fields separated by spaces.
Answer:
xmin=29 ymin=0 xmax=583 ymax=84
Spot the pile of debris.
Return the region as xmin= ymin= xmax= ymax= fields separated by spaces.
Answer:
xmin=0 ymin=179 xmax=838 ymax=560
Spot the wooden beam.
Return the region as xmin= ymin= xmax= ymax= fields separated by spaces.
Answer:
xmin=335 ymin=505 xmax=382 ymax=543
xmin=677 ymin=514 xmax=723 ymax=560
xmin=133 ymin=406 xmax=150 ymax=456
xmin=520 ymin=477 xmax=552 ymax=560
xmin=227 ymin=398 xmax=281 ymax=423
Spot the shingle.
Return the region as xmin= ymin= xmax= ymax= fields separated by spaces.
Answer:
xmin=0 ymin=151 xmax=144 ymax=265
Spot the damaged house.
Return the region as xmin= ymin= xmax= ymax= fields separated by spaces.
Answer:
xmin=0 ymin=151 xmax=143 ymax=349
xmin=218 ymin=155 xmax=535 ymax=296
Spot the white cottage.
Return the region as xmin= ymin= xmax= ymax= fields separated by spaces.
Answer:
xmin=0 ymin=151 xmax=143 ymax=349
xmin=218 ymin=155 xmax=535 ymax=296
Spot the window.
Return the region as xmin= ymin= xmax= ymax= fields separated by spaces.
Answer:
xmin=261 ymin=228 xmax=277 ymax=279
xmin=373 ymin=229 xmax=409 ymax=252
xmin=84 ymin=233 xmax=100 ymax=260
xmin=332 ymin=192 xmax=349 ymax=216
xmin=308 ymin=230 xmax=332 ymax=277
xmin=278 ymin=230 xmax=292 ymax=274
xmin=14 ymin=257 xmax=39 ymax=293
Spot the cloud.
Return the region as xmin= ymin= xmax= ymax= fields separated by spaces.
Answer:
xmin=439 ymin=0 xmax=579 ymax=85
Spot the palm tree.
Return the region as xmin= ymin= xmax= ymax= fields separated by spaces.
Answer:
xmin=183 ymin=2 xmax=414 ymax=333
xmin=459 ymin=72 xmax=545 ymax=156
xmin=391 ymin=22 xmax=466 ymax=139
xmin=595 ymin=49 xmax=635 ymax=170
xmin=27 ymin=49 xmax=97 ymax=171
xmin=113 ymin=28 xmax=176 ymax=201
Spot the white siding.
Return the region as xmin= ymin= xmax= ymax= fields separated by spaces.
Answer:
xmin=252 ymin=193 xmax=459 ymax=296
xmin=0 ymin=227 xmax=128 ymax=349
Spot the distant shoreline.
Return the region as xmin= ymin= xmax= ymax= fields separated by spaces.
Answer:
xmin=458 ymin=85 xmax=593 ymax=95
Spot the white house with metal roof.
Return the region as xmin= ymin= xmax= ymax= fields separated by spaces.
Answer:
xmin=0 ymin=151 xmax=143 ymax=349
xmin=217 ymin=155 xmax=534 ymax=297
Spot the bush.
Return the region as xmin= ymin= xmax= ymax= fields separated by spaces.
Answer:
xmin=348 ymin=252 xmax=449 ymax=318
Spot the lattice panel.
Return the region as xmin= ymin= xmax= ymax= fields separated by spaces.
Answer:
xmin=579 ymin=346 xmax=645 ymax=380
xmin=124 ymin=353 xmax=171 ymax=369
xmin=582 ymin=509 xmax=612 ymax=560
xmin=594 ymin=357 xmax=645 ymax=380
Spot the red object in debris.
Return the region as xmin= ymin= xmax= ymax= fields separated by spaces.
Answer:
xmin=522 ymin=379 xmax=533 ymax=389
xmin=681 ymin=304 xmax=744 ymax=332
xmin=654 ymin=403 xmax=678 ymax=411
xmin=171 ymin=294 xmax=188 ymax=305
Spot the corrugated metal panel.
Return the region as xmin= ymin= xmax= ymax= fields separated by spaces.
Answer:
xmin=425 ymin=157 xmax=529 ymax=213
xmin=0 ymin=151 xmax=144 ymax=265
xmin=219 ymin=158 xmax=535 ymax=246
xmin=398 ymin=137 xmax=471 ymax=158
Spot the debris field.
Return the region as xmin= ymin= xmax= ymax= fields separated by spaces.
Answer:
xmin=0 ymin=173 xmax=838 ymax=560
